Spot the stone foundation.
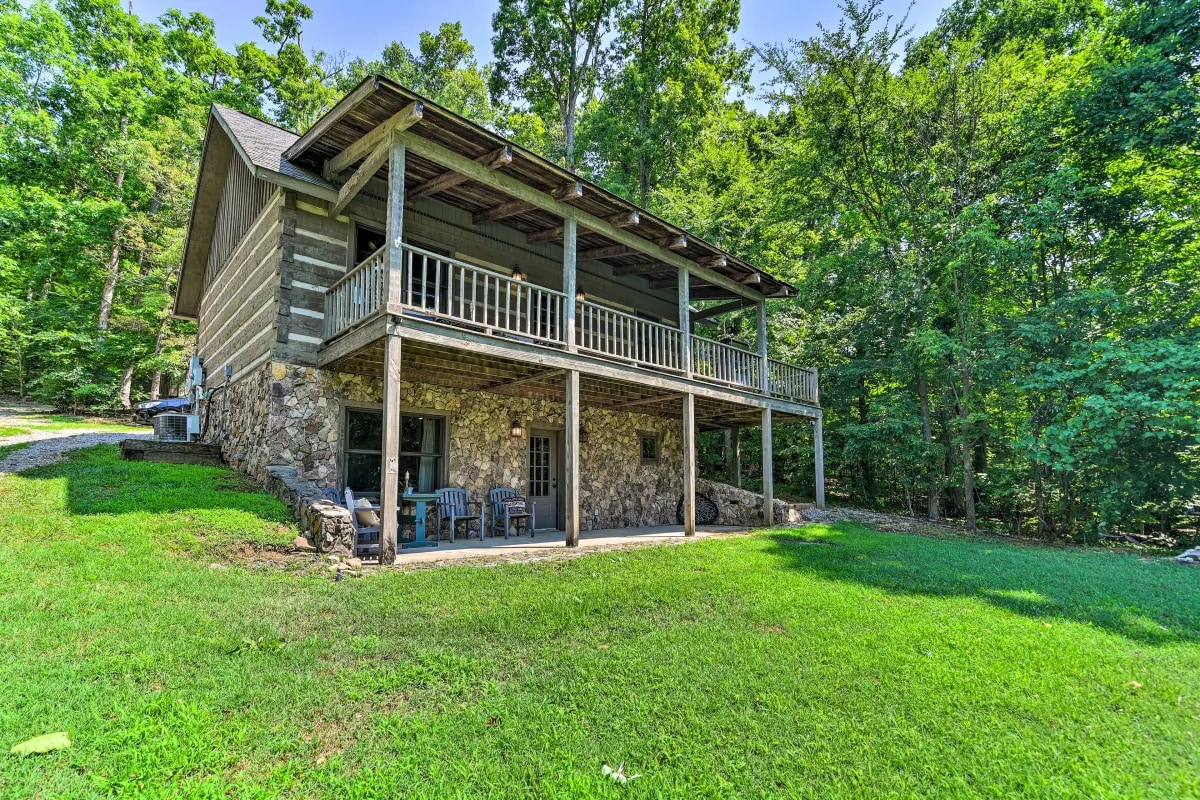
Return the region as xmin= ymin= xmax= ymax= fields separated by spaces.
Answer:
xmin=203 ymin=360 xmax=688 ymax=538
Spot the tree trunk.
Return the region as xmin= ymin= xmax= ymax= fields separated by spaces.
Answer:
xmin=97 ymin=116 xmax=128 ymax=332
xmin=917 ymin=371 xmax=939 ymax=520
xmin=119 ymin=364 xmax=134 ymax=409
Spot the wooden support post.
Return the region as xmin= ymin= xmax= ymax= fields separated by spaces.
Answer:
xmin=379 ymin=332 xmax=402 ymax=564
xmin=762 ymin=408 xmax=774 ymax=526
xmin=814 ymin=413 xmax=826 ymax=509
xmin=678 ymin=266 xmax=692 ymax=377
xmin=377 ymin=134 xmax=407 ymax=565
xmin=757 ymin=298 xmax=769 ymax=393
xmin=564 ymin=369 xmax=581 ymax=546
xmin=385 ymin=137 xmax=405 ymax=309
xmin=563 ymin=216 xmax=577 ymax=352
xmin=683 ymin=392 xmax=696 ymax=536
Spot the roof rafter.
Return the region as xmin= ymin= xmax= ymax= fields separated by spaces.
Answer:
xmin=410 ymin=145 xmax=512 ymax=200
xmin=324 ymin=101 xmax=423 ymax=178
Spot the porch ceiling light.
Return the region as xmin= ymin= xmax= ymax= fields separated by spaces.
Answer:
xmin=510 ymin=419 xmax=525 ymax=438
xmin=512 ymin=267 xmax=524 ymax=282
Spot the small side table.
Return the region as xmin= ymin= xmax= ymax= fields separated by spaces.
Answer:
xmin=398 ymin=492 xmax=440 ymax=549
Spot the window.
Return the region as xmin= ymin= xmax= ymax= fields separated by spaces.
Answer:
xmin=354 ymin=224 xmax=385 ymax=266
xmin=640 ymin=432 xmax=659 ymax=463
xmin=342 ymin=408 xmax=446 ymax=493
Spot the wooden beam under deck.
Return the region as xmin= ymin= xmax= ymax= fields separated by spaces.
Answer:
xmin=318 ymin=313 xmax=818 ymax=418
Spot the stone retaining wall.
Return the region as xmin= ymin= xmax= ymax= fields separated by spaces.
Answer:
xmin=697 ymin=478 xmax=811 ymax=527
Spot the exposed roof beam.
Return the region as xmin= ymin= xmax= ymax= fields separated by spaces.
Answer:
xmin=325 ymin=101 xmax=423 ymax=177
xmin=330 ymin=136 xmax=391 ymax=217
xmin=658 ymin=234 xmax=688 ymax=250
xmin=740 ymin=272 xmax=762 ymax=285
xmin=612 ymin=262 xmax=670 ymax=276
xmin=527 ymin=225 xmax=563 ymax=245
xmin=473 ymin=198 xmax=534 ymax=225
xmin=701 ymin=255 xmax=728 ymax=269
xmin=609 ymin=210 xmax=640 ymax=228
xmin=579 ymin=245 xmax=636 ymax=261
xmin=410 ymin=145 xmax=512 ymax=200
xmin=393 ymin=128 xmax=761 ymax=301
xmin=486 ymin=368 xmax=564 ymax=391
xmin=476 ymin=181 xmax=582 ymax=226
xmin=691 ymin=297 xmax=756 ymax=322
xmin=648 ymin=277 xmax=677 ymax=289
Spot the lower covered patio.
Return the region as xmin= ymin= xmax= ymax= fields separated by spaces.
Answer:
xmin=387 ymin=523 xmax=749 ymax=566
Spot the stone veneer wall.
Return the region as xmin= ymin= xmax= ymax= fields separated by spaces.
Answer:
xmin=204 ymin=360 xmax=686 ymax=532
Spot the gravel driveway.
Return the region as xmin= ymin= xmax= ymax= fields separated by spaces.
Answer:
xmin=0 ymin=403 xmax=151 ymax=475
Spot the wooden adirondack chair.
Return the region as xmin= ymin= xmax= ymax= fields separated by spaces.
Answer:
xmin=488 ymin=487 xmax=535 ymax=539
xmin=434 ymin=488 xmax=483 ymax=542
xmin=343 ymin=488 xmax=381 ymax=558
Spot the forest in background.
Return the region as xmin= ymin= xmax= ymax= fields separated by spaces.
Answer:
xmin=0 ymin=0 xmax=1196 ymax=541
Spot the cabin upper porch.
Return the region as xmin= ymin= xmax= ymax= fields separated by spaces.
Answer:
xmin=319 ymin=241 xmax=819 ymax=412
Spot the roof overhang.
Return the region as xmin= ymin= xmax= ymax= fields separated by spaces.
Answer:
xmin=284 ymin=75 xmax=797 ymax=300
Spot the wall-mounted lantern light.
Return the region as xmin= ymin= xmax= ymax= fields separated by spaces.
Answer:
xmin=510 ymin=419 xmax=525 ymax=438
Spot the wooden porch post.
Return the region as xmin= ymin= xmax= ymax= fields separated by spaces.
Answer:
xmin=814 ymin=413 xmax=826 ymax=509
xmin=386 ymin=136 xmax=406 ymax=309
xmin=762 ymin=408 xmax=774 ymax=526
xmin=563 ymin=216 xmax=577 ymax=352
xmin=564 ymin=368 xmax=581 ymax=546
xmin=678 ymin=266 xmax=692 ymax=377
xmin=682 ymin=392 xmax=696 ymax=536
xmin=378 ymin=134 xmax=406 ymax=564
xmin=757 ymin=299 xmax=769 ymax=393
xmin=379 ymin=332 xmax=402 ymax=563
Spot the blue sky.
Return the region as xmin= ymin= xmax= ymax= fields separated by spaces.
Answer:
xmin=134 ymin=0 xmax=946 ymax=101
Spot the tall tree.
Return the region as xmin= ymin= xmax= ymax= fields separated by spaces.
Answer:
xmin=491 ymin=0 xmax=620 ymax=169
xmin=584 ymin=0 xmax=749 ymax=207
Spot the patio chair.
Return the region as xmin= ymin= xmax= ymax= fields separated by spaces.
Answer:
xmin=488 ymin=487 xmax=535 ymax=539
xmin=435 ymin=488 xmax=483 ymax=542
xmin=344 ymin=488 xmax=381 ymax=558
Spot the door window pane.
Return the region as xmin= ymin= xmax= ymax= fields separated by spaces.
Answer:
xmin=529 ymin=435 xmax=551 ymax=497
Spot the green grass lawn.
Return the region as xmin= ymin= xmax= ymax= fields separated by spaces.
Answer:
xmin=1 ymin=447 xmax=1197 ymax=798
xmin=0 ymin=412 xmax=145 ymax=439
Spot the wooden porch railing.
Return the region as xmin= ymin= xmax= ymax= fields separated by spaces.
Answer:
xmin=401 ymin=244 xmax=565 ymax=346
xmin=324 ymin=246 xmax=386 ymax=338
xmin=768 ymin=359 xmax=818 ymax=405
xmin=576 ymin=300 xmax=684 ymax=372
xmin=691 ymin=337 xmax=761 ymax=392
xmin=324 ymin=244 xmax=820 ymax=406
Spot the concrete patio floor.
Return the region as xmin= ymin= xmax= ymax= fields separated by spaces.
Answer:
xmin=389 ymin=524 xmax=750 ymax=566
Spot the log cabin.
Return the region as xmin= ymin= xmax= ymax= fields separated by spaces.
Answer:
xmin=175 ymin=75 xmax=825 ymax=561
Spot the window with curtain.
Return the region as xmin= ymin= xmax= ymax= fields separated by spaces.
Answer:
xmin=342 ymin=409 xmax=446 ymax=493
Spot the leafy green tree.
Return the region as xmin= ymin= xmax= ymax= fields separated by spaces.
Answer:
xmin=582 ymin=0 xmax=750 ymax=206
xmin=491 ymin=0 xmax=621 ymax=168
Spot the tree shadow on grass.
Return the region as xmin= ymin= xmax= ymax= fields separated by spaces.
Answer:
xmin=17 ymin=444 xmax=291 ymax=524
xmin=764 ymin=525 xmax=1200 ymax=646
